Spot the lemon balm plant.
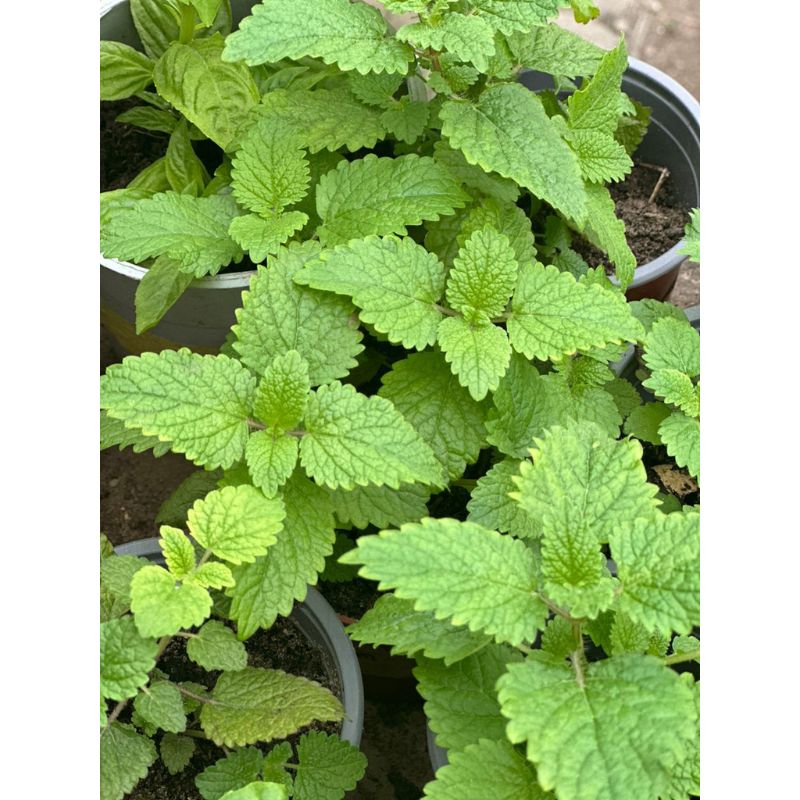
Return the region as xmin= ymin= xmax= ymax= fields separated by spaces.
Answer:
xmin=100 ymin=0 xmax=649 ymax=335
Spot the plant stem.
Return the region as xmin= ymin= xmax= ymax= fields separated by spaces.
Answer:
xmin=178 ymin=685 xmax=220 ymax=706
xmin=197 ymin=549 xmax=213 ymax=568
xmin=182 ymin=728 xmax=210 ymax=740
xmin=105 ymin=698 xmax=129 ymax=728
xmin=178 ymin=4 xmax=196 ymax=44
xmin=451 ymin=478 xmax=477 ymax=490
xmin=247 ymin=419 xmax=266 ymax=431
xmin=434 ymin=303 xmax=460 ymax=318
xmin=570 ymin=619 xmax=586 ymax=688
xmin=663 ymin=649 xmax=700 ymax=666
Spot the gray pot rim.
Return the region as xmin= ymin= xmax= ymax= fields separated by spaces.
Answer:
xmin=100 ymin=255 xmax=256 ymax=290
xmin=114 ymin=537 xmax=364 ymax=746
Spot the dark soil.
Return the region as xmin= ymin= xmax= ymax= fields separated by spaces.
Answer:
xmin=642 ymin=442 xmax=700 ymax=507
xmin=573 ymin=162 xmax=688 ymax=271
xmin=101 ymin=99 xmax=169 ymax=191
xmin=319 ymin=578 xmax=380 ymax=621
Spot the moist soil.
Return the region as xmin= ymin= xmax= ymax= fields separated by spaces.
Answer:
xmin=573 ymin=162 xmax=688 ymax=271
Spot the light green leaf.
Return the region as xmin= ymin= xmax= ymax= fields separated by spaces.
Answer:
xmin=221 ymin=784 xmax=288 ymax=800
xmin=222 ymin=0 xmax=413 ymax=74
xmin=188 ymin=485 xmax=285 ymax=565
xmin=348 ymin=71 xmax=404 ymax=107
xmin=193 ymin=561 xmax=236 ymax=589
xmin=252 ymin=350 xmax=310 ymax=432
xmin=166 ymin=119 xmax=207 ymax=195
xmin=262 ymin=742 xmax=294 ymax=789
xmin=643 ymin=317 xmax=700 ymax=377
xmin=643 ymin=370 xmax=700 ymax=417
xmin=160 ymin=525 xmax=196 ymax=579
xmin=100 ymin=41 xmax=154 ymax=101
xmin=614 ymin=512 xmax=700 ymax=635
xmin=629 ymin=299 xmax=688 ymax=334
xmin=348 ymin=594 xmax=491 ymax=665
xmin=663 ymin=678 xmax=700 ymax=799
xmin=380 ymin=97 xmax=431 ymax=144
xmin=294 ymin=235 xmax=445 ymax=350
xmin=514 ymin=422 xmax=658 ymax=544
xmin=156 ymin=469 xmax=223 ymax=527
xmin=316 ymin=154 xmax=469 ymax=246
xmin=245 ymin=432 xmax=297 ymax=497
xmin=433 ymin=141 xmax=520 ymax=205
xmin=624 ymin=401 xmax=671 ymax=445
xmin=300 ymin=382 xmax=443 ymax=490
xmin=233 ymin=243 xmax=364 ymax=386
xmin=100 ymin=349 xmax=256 ymax=469
xmin=128 ymin=157 xmax=171 ymax=192
xmin=679 ymin=208 xmax=700 ymax=263
xmin=160 ymin=733 xmax=196 ymax=775
xmin=507 ymin=262 xmax=643 ymax=361
xmin=100 ymin=723 xmax=157 ymax=800
xmin=423 ymin=738 xmax=547 ymax=799
xmin=186 ymin=0 xmax=223 ymax=28
xmin=100 ymin=616 xmax=158 ymax=701
xmin=228 ymin=212 xmax=309 ymax=264
xmin=467 ymin=459 xmax=540 ymax=539
xmin=672 ymin=635 xmax=700 ymax=660
xmin=130 ymin=564 xmax=212 ymax=637
xmin=293 ymin=731 xmax=367 ymax=800
xmin=397 ymin=14 xmax=496 ymax=71
xmin=100 ymin=409 xmax=173 ymax=457
xmin=498 ymin=655 xmax=696 ymax=800
xmin=130 ymin=0 xmax=181 ymax=60
xmin=231 ymin=121 xmax=310 ymax=215
xmin=341 ymin=519 xmax=546 ymax=645
xmin=471 ymin=0 xmax=560 ymax=34
xmin=230 ymin=471 xmax=336 ymax=638
xmin=134 ymin=255 xmax=194 ymax=335
xmin=659 ymin=411 xmax=700 ymax=480
xmin=567 ymin=128 xmax=633 ymax=183
xmin=506 ymin=24 xmax=603 ymax=77
xmin=379 ymin=351 xmax=487 ymax=480
xmin=320 ymin=533 xmax=360 ymax=584
xmin=415 ymin=645 xmax=522 ymax=752
xmin=447 ymin=227 xmax=518 ymax=322
xmin=154 ymin=35 xmax=259 ymax=150
xmin=437 ymin=316 xmax=511 ymax=401
xmin=101 ymin=187 xmax=156 ymax=226
xmin=567 ymin=40 xmax=628 ymax=136
xmin=196 ymin=747 xmax=264 ymax=800
xmin=134 ymin=680 xmax=187 ymax=733
xmin=256 ymin=88 xmax=386 ymax=153
xmin=440 ymin=83 xmax=586 ymax=223
xmin=187 ymin=620 xmax=248 ymax=670
xmin=605 ymin=376 xmax=642 ymax=419
xmin=201 ymin=667 xmax=344 ymax=747
xmin=100 ymin=555 xmax=150 ymax=606
xmin=328 ymin=483 xmax=429 ymax=530
xmin=100 ymin=192 xmax=243 ymax=278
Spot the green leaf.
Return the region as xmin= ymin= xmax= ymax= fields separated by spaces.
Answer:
xmin=567 ymin=40 xmax=628 ymax=136
xmin=423 ymin=738 xmax=546 ymax=799
xmin=497 ymin=655 xmax=696 ymax=800
xmin=155 ymin=35 xmax=259 ymax=150
xmin=397 ymin=14 xmax=496 ymax=71
xmin=293 ymin=731 xmax=367 ymax=800
xmin=663 ymin=678 xmax=700 ymax=799
xmin=437 ymin=316 xmax=511 ymax=401
xmin=567 ymin=128 xmax=633 ymax=183
xmin=348 ymin=71 xmax=404 ymax=107
xmin=679 ymin=208 xmax=700 ymax=263
xmin=228 ymin=212 xmax=308 ymax=264
xmin=221 ymin=784 xmax=289 ymax=800
xmin=100 ymin=555 xmax=150 ymax=606
xmin=328 ymin=483 xmax=429 ymax=530
xmin=130 ymin=0 xmax=181 ymax=60
xmin=379 ymin=351 xmax=487 ymax=480
xmin=230 ymin=471 xmax=336 ymax=638
xmin=101 ymin=41 xmax=154 ymax=101
xmin=624 ymin=401 xmax=671 ymax=445
xmin=160 ymin=733 xmax=196 ymax=775
xmin=130 ymin=564 xmax=212 ymax=637
xmin=643 ymin=370 xmax=700 ymax=417
xmin=514 ymin=422 xmax=659 ymax=544
xmin=507 ymin=262 xmax=643 ymax=361
xmin=415 ymin=645 xmax=523 ymax=752
xmin=315 ymin=154 xmax=468 ymax=247
xmin=245 ymin=432 xmax=298 ymax=497
xmin=341 ymin=519 xmax=546 ymax=645
xmin=300 ymin=382 xmax=442 ymax=490
xmin=100 ymin=349 xmax=256 ymax=469
xmin=231 ymin=122 xmax=310 ymax=215
xmin=156 ymin=469 xmax=223 ymax=527
xmin=447 ymin=227 xmax=518 ymax=322
xmin=128 ymin=157 xmax=171 ymax=192
xmin=100 ymin=616 xmax=158 ymax=701
xmin=134 ymin=255 xmax=194 ymax=335
xmin=614 ymin=512 xmax=700 ymax=635
xmin=629 ymin=299 xmax=688 ymax=334
xmin=256 ymin=88 xmax=386 ymax=153
xmin=201 ymin=667 xmax=344 ymax=747
xmin=188 ymin=485 xmax=285 ymax=565
xmin=134 ymin=680 xmax=187 ymax=733
xmin=433 ymin=141 xmax=520 ymax=205
xmin=160 ymin=526 xmax=196 ymax=579
xmin=187 ymin=620 xmax=248 ymax=670
xmin=166 ymin=119 xmax=208 ymax=194
xmin=615 ymin=97 xmax=652 ymax=155
xmin=295 ymin=235 xmax=445 ymax=350
xmin=605 ymin=376 xmax=642 ymax=419
xmin=193 ymin=561 xmax=236 ymax=589
xmin=320 ymin=533 xmax=360 ymax=583
xmin=440 ymin=83 xmax=586 ymax=223
xmin=659 ymin=411 xmax=700 ymax=479
xmin=233 ymin=243 xmax=364 ymax=386
xmin=506 ymin=24 xmax=604 ymax=77
xmin=100 ymin=192 xmax=243 ymax=278
xmin=467 ymin=458 xmax=540 ymax=539
xmin=196 ymin=747 xmax=264 ymax=800
xmin=186 ymin=0 xmax=223 ymax=28
xmin=380 ymin=97 xmax=431 ymax=144
xmin=348 ymin=594 xmax=491 ymax=665
xmin=262 ymin=742 xmax=294 ymax=788
xmin=222 ymin=0 xmax=412 ymax=74
xmin=252 ymin=351 xmax=310 ymax=431
xmin=100 ymin=723 xmax=157 ymax=800
xmin=471 ymin=0 xmax=560 ymax=34
xmin=643 ymin=317 xmax=700 ymax=377
xmin=609 ymin=612 xmax=652 ymax=655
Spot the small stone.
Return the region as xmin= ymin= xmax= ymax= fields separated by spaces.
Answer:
xmin=109 ymin=478 xmax=119 ymax=488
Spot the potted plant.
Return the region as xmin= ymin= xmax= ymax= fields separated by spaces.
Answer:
xmin=100 ymin=493 xmax=366 ymax=799
xmin=342 ymin=421 xmax=699 ymax=799
xmin=100 ymin=0 xmax=698 ymax=355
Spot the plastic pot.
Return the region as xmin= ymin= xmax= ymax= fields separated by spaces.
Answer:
xmin=427 ymin=724 xmax=449 ymax=773
xmin=100 ymin=0 xmax=260 ymax=355
xmin=519 ymin=58 xmax=700 ymax=301
xmin=115 ymin=537 xmax=365 ymax=746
